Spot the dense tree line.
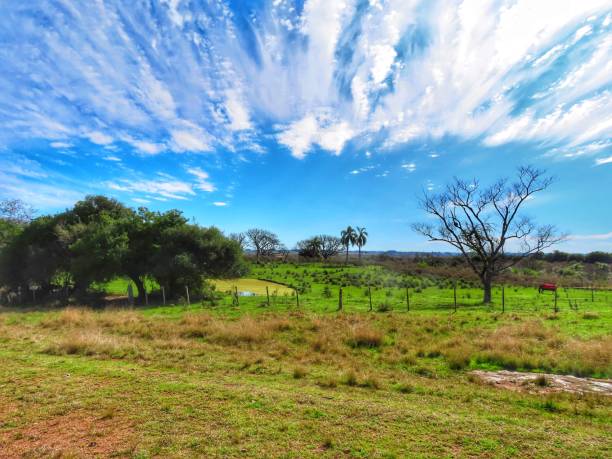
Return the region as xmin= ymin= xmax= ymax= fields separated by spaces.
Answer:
xmin=0 ymin=196 xmax=245 ymax=304
xmin=534 ymin=250 xmax=612 ymax=264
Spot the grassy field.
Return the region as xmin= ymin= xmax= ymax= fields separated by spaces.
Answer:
xmin=212 ymin=278 xmax=294 ymax=296
xmin=0 ymin=263 xmax=610 ymax=458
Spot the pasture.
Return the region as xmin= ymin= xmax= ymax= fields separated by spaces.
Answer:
xmin=0 ymin=262 xmax=610 ymax=458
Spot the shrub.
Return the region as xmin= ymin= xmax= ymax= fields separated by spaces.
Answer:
xmin=446 ymin=348 xmax=471 ymax=370
xmin=395 ymin=382 xmax=414 ymax=393
xmin=341 ymin=370 xmax=358 ymax=386
xmin=316 ymin=376 xmax=338 ymax=388
xmin=582 ymin=312 xmax=600 ymax=320
xmin=377 ymin=302 xmax=392 ymax=313
xmin=347 ymin=325 xmax=383 ymax=348
xmin=293 ymin=366 xmax=307 ymax=379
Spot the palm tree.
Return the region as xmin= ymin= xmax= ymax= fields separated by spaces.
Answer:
xmin=355 ymin=227 xmax=368 ymax=261
xmin=340 ymin=226 xmax=357 ymax=263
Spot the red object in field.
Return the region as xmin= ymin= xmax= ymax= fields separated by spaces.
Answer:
xmin=538 ymin=283 xmax=557 ymax=293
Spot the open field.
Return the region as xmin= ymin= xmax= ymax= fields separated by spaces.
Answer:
xmin=0 ymin=263 xmax=610 ymax=458
xmin=211 ymin=278 xmax=294 ymax=296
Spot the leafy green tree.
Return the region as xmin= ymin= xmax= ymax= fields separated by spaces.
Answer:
xmin=0 ymin=215 xmax=71 ymax=295
xmin=297 ymin=237 xmax=322 ymax=259
xmin=340 ymin=226 xmax=357 ymax=263
xmin=0 ymin=199 xmax=34 ymax=250
xmin=0 ymin=195 xmax=245 ymax=304
xmin=152 ymin=224 xmax=246 ymax=299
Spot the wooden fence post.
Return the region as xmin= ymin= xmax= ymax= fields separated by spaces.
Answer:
xmin=185 ymin=286 xmax=190 ymax=306
xmin=554 ymin=289 xmax=558 ymax=313
xmin=338 ymin=287 xmax=343 ymax=311
xmin=453 ymin=283 xmax=457 ymax=313
xmin=406 ymin=287 xmax=410 ymax=312
xmin=234 ymin=286 xmax=239 ymax=306
xmin=591 ymin=288 xmax=594 ymax=302
xmin=502 ymin=285 xmax=505 ymax=313
xmin=368 ymin=287 xmax=372 ymax=312
xmin=296 ymin=289 xmax=300 ymax=307
xmin=145 ymin=287 xmax=149 ymax=306
xmin=266 ymin=286 xmax=270 ymax=307
xmin=162 ymin=286 xmax=166 ymax=305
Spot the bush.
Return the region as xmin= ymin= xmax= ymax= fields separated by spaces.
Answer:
xmin=293 ymin=366 xmax=307 ymax=379
xmin=341 ymin=370 xmax=358 ymax=386
xmin=347 ymin=326 xmax=383 ymax=348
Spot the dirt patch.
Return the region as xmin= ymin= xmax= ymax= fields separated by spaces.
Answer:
xmin=472 ymin=370 xmax=612 ymax=395
xmin=0 ymin=411 xmax=136 ymax=458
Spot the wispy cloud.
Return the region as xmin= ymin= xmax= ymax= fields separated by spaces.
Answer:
xmin=595 ymin=155 xmax=612 ymax=165
xmin=568 ymin=231 xmax=612 ymax=240
xmin=186 ymin=167 xmax=216 ymax=192
xmin=106 ymin=179 xmax=196 ymax=201
xmin=0 ymin=0 xmax=610 ymax=160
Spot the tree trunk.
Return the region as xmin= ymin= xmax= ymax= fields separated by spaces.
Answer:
xmin=358 ymin=246 xmax=361 ymax=261
xmin=482 ymin=273 xmax=493 ymax=304
xmin=129 ymin=275 xmax=146 ymax=304
xmin=345 ymin=246 xmax=349 ymax=263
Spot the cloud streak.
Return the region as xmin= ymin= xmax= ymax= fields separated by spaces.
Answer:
xmin=0 ymin=0 xmax=610 ymax=163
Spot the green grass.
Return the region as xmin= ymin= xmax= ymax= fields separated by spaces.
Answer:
xmin=1 ymin=262 xmax=610 ymax=457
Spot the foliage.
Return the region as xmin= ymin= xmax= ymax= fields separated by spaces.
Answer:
xmin=340 ymin=226 xmax=357 ymax=263
xmin=0 ymin=195 xmax=245 ymax=303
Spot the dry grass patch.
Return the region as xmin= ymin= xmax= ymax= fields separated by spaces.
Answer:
xmin=347 ymin=324 xmax=384 ymax=348
xmin=0 ymin=411 xmax=136 ymax=458
xmin=207 ymin=316 xmax=272 ymax=345
xmin=45 ymin=331 xmax=138 ymax=358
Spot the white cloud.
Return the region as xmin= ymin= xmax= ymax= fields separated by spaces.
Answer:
xmin=1 ymin=0 xmax=611 ymax=160
xmin=186 ymin=167 xmax=216 ymax=192
xmin=107 ymin=179 xmax=195 ymax=200
xmin=50 ymin=141 xmax=72 ymax=149
xmin=595 ymin=155 xmax=612 ymax=165
xmin=87 ymin=131 xmax=114 ymax=145
xmin=170 ymin=129 xmax=210 ymax=152
xmin=568 ymin=231 xmax=612 ymax=240
xmin=277 ymin=115 xmax=319 ymax=159
xmin=212 ymin=201 xmax=227 ymax=206
xmin=225 ymin=90 xmax=252 ymax=131
xmin=104 ymin=156 xmax=122 ymax=162
xmin=401 ymin=162 xmax=416 ymax=172
xmin=277 ymin=113 xmax=354 ymax=158
xmin=126 ymin=138 xmax=165 ymax=155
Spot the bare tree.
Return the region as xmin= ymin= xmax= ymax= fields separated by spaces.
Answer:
xmin=245 ymin=228 xmax=281 ymax=262
xmin=412 ymin=166 xmax=564 ymax=303
xmin=318 ymin=235 xmax=343 ymax=260
xmin=229 ymin=232 xmax=247 ymax=251
xmin=0 ymin=199 xmax=35 ymax=223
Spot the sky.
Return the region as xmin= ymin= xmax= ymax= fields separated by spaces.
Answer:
xmin=0 ymin=0 xmax=611 ymax=253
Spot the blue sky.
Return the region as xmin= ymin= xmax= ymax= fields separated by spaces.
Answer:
xmin=0 ymin=0 xmax=611 ymax=252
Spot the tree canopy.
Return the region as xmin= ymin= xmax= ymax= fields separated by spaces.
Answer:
xmin=0 ymin=196 xmax=246 ymax=303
